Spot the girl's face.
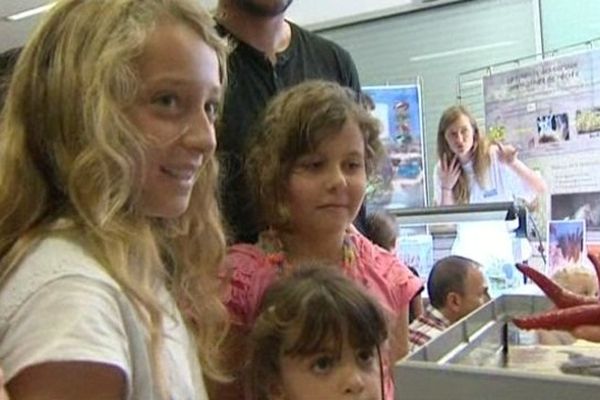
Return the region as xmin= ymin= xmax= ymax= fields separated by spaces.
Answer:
xmin=285 ymin=120 xmax=367 ymax=237
xmin=271 ymin=336 xmax=382 ymax=400
xmin=444 ymin=113 xmax=475 ymax=161
xmin=127 ymin=22 xmax=221 ymax=218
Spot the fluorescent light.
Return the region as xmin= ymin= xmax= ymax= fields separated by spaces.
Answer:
xmin=5 ymin=2 xmax=56 ymax=21
xmin=410 ymin=41 xmax=515 ymax=62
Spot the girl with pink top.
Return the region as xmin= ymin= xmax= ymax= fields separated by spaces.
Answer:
xmin=217 ymin=80 xmax=422 ymax=400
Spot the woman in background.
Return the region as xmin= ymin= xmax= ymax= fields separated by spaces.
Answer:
xmin=435 ymin=105 xmax=546 ymax=207
xmin=0 ymin=0 xmax=228 ymax=398
xmin=434 ymin=105 xmax=546 ymax=293
xmin=364 ymin=210 xmax=424 ymax=322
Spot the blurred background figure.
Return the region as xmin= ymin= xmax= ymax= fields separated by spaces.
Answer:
xmin=0 ymin=47 xmax=21 ymax=110
xmin=409 ymin=255 xmax=489 ymax=352
xmin=364 ymin=210 xmax=424 ymax=322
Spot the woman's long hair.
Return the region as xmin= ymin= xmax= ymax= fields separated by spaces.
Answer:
xmin=436 ymin=105 xmax=490 ymax=204
xmin=0 ymin=0 xmax=229 ymax=389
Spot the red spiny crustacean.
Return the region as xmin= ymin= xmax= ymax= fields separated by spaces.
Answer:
xmin=512 ymin=253 xmax=600 ymax=331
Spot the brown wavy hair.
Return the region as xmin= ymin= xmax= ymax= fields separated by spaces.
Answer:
xmin=0 ymin=0 xmax=229 ymax=390
xmin=246 ymin=80 xmax=384 ymax=231
xmin=436 ymin=105 xmax=490 ymax=204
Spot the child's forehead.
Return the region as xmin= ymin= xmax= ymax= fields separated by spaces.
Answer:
xmin=284 ymin=322 xmax=375 ymax=356
xmin=296 ymin=124 xmax=366 ymax=154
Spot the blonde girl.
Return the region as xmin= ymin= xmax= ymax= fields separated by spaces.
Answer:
xmin=0 ymin=0 xmax=228 ymax=399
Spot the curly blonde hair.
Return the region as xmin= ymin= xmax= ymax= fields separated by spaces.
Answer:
xmin=246 ymin=80 xmax=384 ymax=231
xmin=437 ymin=105 xmax=491 ymax=204
xmin=0 ymin=0 xmax=229 ymax=388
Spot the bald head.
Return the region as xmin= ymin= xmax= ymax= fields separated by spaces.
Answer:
xmin=428 ymin=256 xmax=489 ymax=322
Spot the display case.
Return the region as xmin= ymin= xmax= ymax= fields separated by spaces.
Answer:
xmin=387 ymin=202 xmax=540 ymax=297
xmin=395 ymin=294 xmax=600 ymax=399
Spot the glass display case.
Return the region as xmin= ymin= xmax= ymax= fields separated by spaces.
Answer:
xmin=388 ymin=201 xmax=538 ymax=297
xmin=395 ymin=294 xmax=600 ymax=399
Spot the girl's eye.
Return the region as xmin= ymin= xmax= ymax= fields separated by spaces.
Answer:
xmin=152 ymin=93 xmax=180 ymax=111
xmin=311 ymin=355 xmax=335 ymax=374
xmin=205 ymin=100 xmax=220 ymax=122
xmin=356 ymin=348 xmax=376 ymax=366
xmin=297 ymin=158 xmax=323 ymax=171
xmin=346 ymin=160 xmax=364 ymax=170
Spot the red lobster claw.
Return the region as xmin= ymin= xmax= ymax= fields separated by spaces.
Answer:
xmin=513 ymin=257 xmax=600 ymax=331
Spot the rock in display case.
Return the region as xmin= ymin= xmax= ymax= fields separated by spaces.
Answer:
xmin=395 ymin=294 xmax=600 ymax=399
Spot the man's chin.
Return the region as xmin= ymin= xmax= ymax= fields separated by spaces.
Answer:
xmin=234 ymin=0 xmax=294 ymax=17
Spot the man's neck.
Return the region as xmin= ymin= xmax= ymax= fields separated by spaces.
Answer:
xmin=216 ymin=3 xmax=292 ymax=63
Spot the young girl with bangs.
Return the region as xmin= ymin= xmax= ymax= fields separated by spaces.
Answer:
xmin=248 ymin=266 xmax=387 ymax=400
xmin=0 ymin=0 xmax=229 ymax=398
xmin=218 ymin=80 xmax=422 ymax=400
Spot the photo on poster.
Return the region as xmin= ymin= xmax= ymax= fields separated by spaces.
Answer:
xmin=547 ymin=219 xmax=586 ymax=276
xmin=536 ymin=113 xmax=569 ymax=144
xmin=551 ymin=191 xmax=600 ymax=232
xmin=576 ymin=107 xmax=600 ymax=135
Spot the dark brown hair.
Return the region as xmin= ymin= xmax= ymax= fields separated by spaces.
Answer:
xmin=0 ymin=47 xmax=21 ymax=108
xmin=364 ymin=211 xmax=397 ymax=251
xmin=427 ymin=255 xmax=482 ymax=309
xmin=248 ymin=265 xmax=388 ymax=400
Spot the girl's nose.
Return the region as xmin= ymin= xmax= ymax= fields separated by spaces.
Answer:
xmin=181 ymin=108 xmax=217 ymax=155
xmin=341 ymin=363 xmax=366 ymax=395
xmin=327 ymin=166 xmax=348 ymax=191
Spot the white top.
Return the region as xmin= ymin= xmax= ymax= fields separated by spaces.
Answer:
xmin=433 ymin=145 xmax=536 ymax=206
xmin=433 ymin=147 xmax=538 ymax=292
xmin=0 ymin=235 xmax=208 ymax=400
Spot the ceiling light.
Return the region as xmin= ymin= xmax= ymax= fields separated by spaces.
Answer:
xmin=5 ymin=2 xmax=56 ymax=21
xmin=410 ymin=41 xmax=515 ymax=62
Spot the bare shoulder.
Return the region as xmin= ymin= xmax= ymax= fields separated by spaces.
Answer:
xmin=7 ymin=361 xmax=126 ymax=400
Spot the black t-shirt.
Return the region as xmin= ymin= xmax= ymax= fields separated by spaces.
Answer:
xmin=217 ymin=22 xmax=362 ymax=243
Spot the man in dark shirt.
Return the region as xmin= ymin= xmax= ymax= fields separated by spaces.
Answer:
xmin=216 ymin=0 xmax=363 ymax=243
xmin=0 ymin=47 xmax=21 ymax=109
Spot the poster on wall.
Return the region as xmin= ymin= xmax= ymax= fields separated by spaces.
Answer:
xmin=482 ymin=49 xmax=600 ymax=248
xmin=547 ymin=219 xmax=586 ymax=277
xmin=362 ymin=85 xmax=426 ymax=211
xmin=362 ymin=85 xmax=430 ymax=279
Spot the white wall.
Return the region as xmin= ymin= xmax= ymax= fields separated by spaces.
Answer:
xmin=286 ymin=0 xmax=413 ymax=28
xmin=200 ymin=0 xmax=414 ymax=28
